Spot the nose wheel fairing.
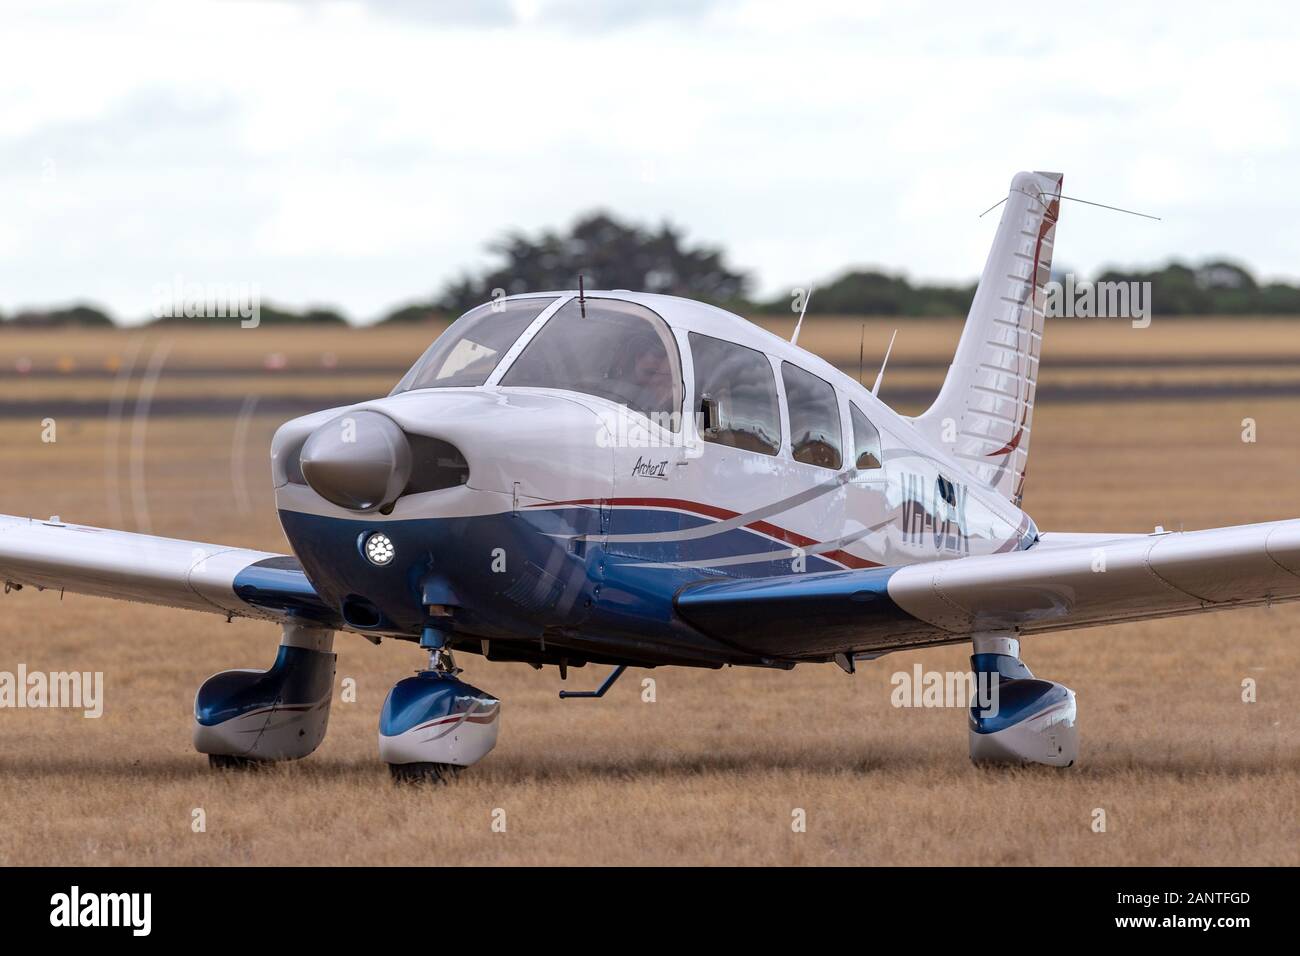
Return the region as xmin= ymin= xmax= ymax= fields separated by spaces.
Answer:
xmin=378 ymin=669 xmax=501 ymax=770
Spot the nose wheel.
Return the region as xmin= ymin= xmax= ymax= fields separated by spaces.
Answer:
xmin=378 ymin=628 xmax=501 ymax=783
xmin=389 ymin=761 xmax=464 ymax=784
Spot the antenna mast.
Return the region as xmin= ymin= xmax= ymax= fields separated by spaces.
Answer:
xmin=857 ymin=322 xmax=865 ymax=384
xmin=871 ymin=329 xmax=898 ymax=397
xmin=790 ymin=285 xmax=813 ymax=346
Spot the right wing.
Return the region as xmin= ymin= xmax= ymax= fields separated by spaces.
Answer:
xmin=0 ymin=514 xmax=340 ymax=629
xmin=675 ymin=519 xmax=1300 ymax=660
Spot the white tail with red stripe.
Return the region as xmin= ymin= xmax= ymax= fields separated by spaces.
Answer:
xmin=913 ymin=170 xmax=1063 ymax=506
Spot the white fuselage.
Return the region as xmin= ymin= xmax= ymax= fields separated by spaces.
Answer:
xmin=269 ymin=291 xmax=1037 ymax=665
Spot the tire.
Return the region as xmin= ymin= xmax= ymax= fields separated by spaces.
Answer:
xmin=388 ymin=762 xmax=462 ymax=784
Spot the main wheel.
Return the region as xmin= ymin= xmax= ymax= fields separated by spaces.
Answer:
xmin=208 ymin=754 xmax=267 ymax=771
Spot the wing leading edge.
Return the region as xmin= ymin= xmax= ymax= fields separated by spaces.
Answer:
xmin=675 ymin=519 xmax=1300 ymax=661
xmin=0 ymin=514 xmax=339 ymax=628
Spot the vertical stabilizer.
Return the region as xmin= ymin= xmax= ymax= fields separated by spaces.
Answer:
xmin=912 ymin=171 xmax=1063 ymax=506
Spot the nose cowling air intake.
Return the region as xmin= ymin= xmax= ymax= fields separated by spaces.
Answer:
xmin=299 ymin=411 xmax=412 ymax=512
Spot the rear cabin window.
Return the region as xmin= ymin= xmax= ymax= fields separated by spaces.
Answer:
xmin=781 ymin=362 xmax=842 ymax=470
xmin=500 ymin=298 xmax=683 ymax=429
xmin=850 ymin=403 xmax=883 ymax=470
xmin=689 ymin=332 xmax=781 ymax=456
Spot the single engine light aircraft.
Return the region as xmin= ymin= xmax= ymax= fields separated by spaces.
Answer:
xmin=4 ymin=171 xmax=1297 ymax=779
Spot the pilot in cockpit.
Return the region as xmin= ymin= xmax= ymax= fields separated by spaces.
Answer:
xmin=623 ymin=338 xmax=677 ymax=420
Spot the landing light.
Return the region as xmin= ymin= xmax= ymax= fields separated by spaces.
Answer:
xmin=364 ymin=532 xmax=395 ymax=567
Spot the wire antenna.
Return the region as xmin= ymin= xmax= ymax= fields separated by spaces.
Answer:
xmin=980 ymin=194 xmax=1160 ymax=221
xmin=578 ymin=273 xmax=586 ymax=317
xmin=1058 ymin=194 xmax=1161 ymax=220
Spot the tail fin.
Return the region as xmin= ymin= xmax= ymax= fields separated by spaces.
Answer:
xmin=912 ymin=170 xmax=1062 ymax=506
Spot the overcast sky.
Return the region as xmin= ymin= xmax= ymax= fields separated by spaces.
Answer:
xmin=2 ymin=0 xmax=1298 ymax=324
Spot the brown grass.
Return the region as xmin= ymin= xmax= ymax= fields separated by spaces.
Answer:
xmin=0 ymin=320 xmax=1297 ymax=866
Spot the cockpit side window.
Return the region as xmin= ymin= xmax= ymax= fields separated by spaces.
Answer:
xmin=850 ymin=402 xmax=883 ymax=470
xmin=390 ymin=297 xmax=556 ymax=395
xmin=499 ymin=298 xmax=683 ymax=430
xmin=781 ymin=362 xmax=843 ymax=470
xmin=689 ymin=332 xmax=781 ymax=456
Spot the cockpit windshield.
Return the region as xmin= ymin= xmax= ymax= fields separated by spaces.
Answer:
xmin=390 ymin=297 xmax=556 ymax=394
xmin=499 ymin=297 xmax=683 ymax=429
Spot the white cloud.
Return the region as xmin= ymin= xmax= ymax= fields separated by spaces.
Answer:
xmin=1 ymin=0 xmax=1299 ymax=322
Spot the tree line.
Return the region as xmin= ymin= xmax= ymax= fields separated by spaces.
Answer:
xmin=5 ymin=212 xmax=1300 ymax=327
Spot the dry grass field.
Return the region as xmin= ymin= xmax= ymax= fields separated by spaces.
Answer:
xmin=0 ymin=317 xmax=1297 ymax=866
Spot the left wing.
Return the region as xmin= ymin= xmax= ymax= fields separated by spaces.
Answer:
xmin=675 ymin=519 xmax=1300 ymax=660
xmin=0 ymin=514 xmax=339 ymax=628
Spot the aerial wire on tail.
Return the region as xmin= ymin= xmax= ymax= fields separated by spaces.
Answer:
xmin=979 ymin=194 xmax=1161 ymax=220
